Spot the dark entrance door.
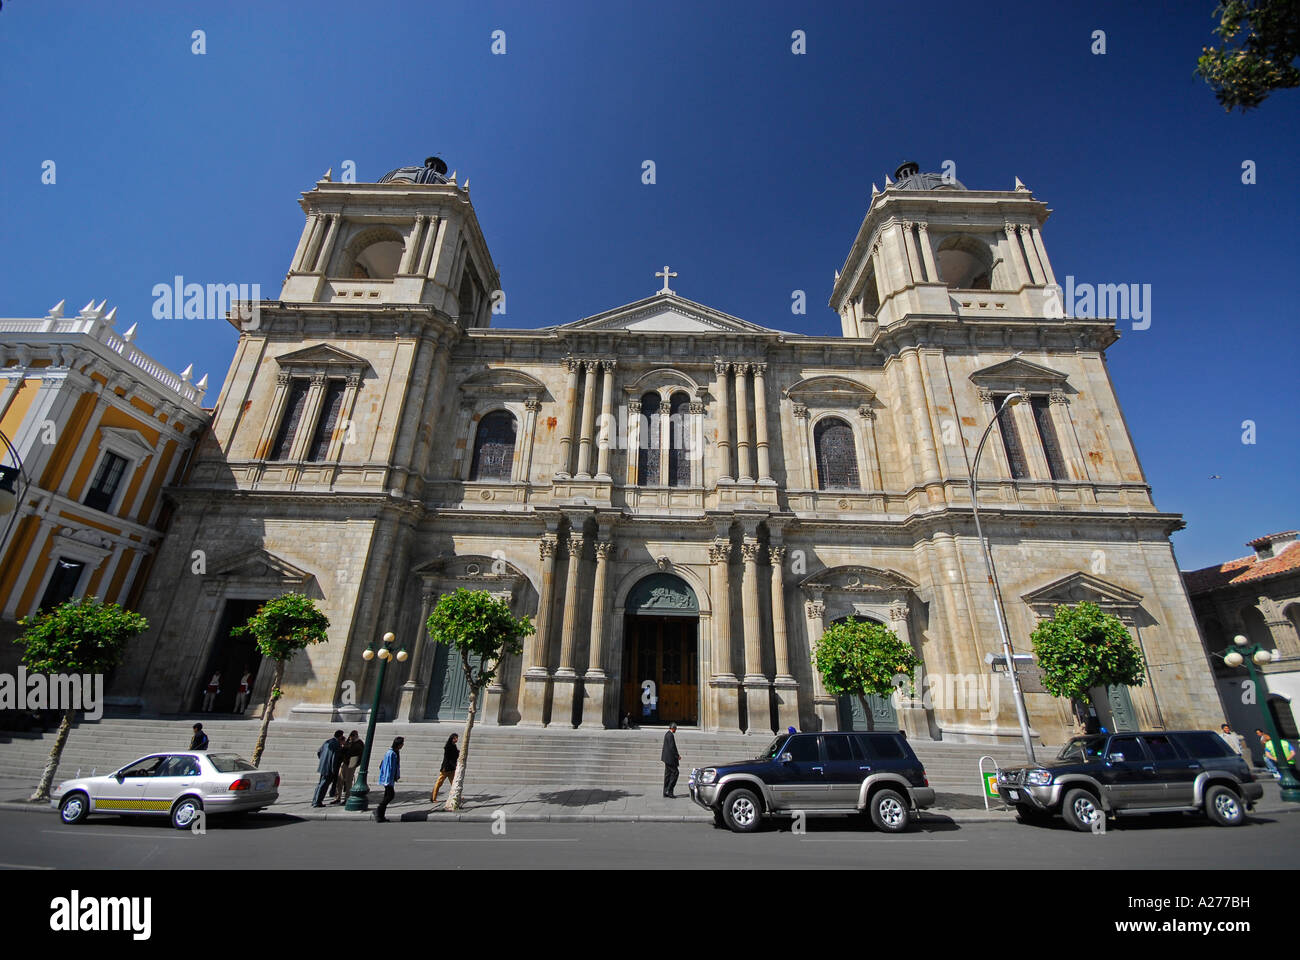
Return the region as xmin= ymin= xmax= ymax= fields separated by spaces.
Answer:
xmin=621 ymin=616 xmax=698 ymax=726
xmin=196 ymin=598 xmax=264 ymax=714
xmin=426 ymin=644 xmax=479 ymax=721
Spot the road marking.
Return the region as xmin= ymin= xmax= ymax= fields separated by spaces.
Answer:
xmin=795 ymin=836 xmax=968 ymax=843
xmin=41 ymin=829 xmax=193 ymax=841
xmin=0 ymin=862 xmax=54 ymax=870
xmin=411 ymin=838 xmax=579 ymax=843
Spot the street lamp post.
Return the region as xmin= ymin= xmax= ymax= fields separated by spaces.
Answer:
xmin=970 ymin=392 xmax=1038 ymax=764
xmin=1221 ymin=634 xmax=1299 ymax=803
xmin=344 ymin=631 xmax=407 ymax=812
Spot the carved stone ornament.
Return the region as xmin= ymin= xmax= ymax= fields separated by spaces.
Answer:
xmin=655 ymin=555 xmax=671 ymax=571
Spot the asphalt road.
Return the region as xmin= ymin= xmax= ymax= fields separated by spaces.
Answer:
xmin=1 ymin=807 xmax=1296 ymax=870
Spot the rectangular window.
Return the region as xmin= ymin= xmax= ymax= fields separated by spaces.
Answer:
xmin=269 ymin=378 xmax=311 ymax=461
xmin=83 ymin=452 xmax=129 ymax=512
xmin=1030 ymin=397 xmax=1068 ymax=480
xmin=306 ymin=379 xmax=347 ymax=462
xmin=994 ymin=394 xmax=1030 ymax=480
xmin=39 ymin=557 xmax=84 ymax=611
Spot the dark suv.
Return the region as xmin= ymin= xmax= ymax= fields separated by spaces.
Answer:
xmin=997 ymin=730 xmax=1263 ymax=831
xmin=688 ymin=731 xmax=935 ymax=833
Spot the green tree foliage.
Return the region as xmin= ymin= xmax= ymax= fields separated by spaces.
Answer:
xmin=813 ymin=618 xmax=920 ymax=717
xmin=1029 ymin=601 xmax=1146 ymax=705
xmin=427 ymin=588 xmax=534 ymax=811
xmin=232 ymin=593 xmax=329 ymax=767
xmin=15 ymin=597 xmax=148 ymax=801
xmin=1197 ymin=0 xmax=1300 ymax=111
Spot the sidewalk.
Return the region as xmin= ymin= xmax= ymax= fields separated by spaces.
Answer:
xmin=4 ymin=777 xmax=1298 ymax=824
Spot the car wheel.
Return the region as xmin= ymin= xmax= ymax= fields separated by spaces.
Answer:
xmin=59 ymin=791 xmax=89 ymax=825
xmin=1015 ymin=804 xmax=1051 ymax=826
xmin=1204 ymin=785 xmax=1245 ymax=827
xmin=869 ymin=789 xmax=911 ymax=833
xmin=170 ymin=796 xmax=203 ymax=830
xmin=1061 ymin=788 xmax=1103 ymax=832
xmin=722 ymin=788 xmax=763 ymax=833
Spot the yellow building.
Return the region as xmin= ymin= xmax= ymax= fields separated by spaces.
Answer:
xmin=0 ymin=300 xmax=209 ymax=672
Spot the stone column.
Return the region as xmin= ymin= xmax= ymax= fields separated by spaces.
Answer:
xmin=870 ymin=242 xmax=891 ymax=301
xmin=286 ymin=373 xmax=328 ymax=462
xmin=595 ymin=359 xmax=616 ymax=481
xmin=769 ymin=546 xmax=800 ymax=731
xmin=688 ymin=401 xmax=705 ymax=486
xmin=1018 ymin=224 xmax=1045 ymax=285
xmin=580 ymin=539 xmax=613 ymax=728
xmin=713 ymin=360 xmax=733 ymax=482
xmin=740 ymin=539 xmax=771 ymax=733
xmin=859 ymin=406 xmax=884 ymax=490
xmin=792 ymin=403 xmax=813 ymax=488
xmin=805 ymin=598 xmax=838 ymax=730
xmin=313 ymin=214 xmax=340 ymax=274
xmin=1004 ymin=222 xmax=1032 ymax=288
xmin=1028 ymin=226 xmax=1056 ymax=286
xmin=734 ymin=363 xmax=753 ymax=483
xmin=901 ymin=348 xmax=942 ymax=489
xmin=291 ymin=214 xmax=320 ymax=271
xmin=398 ymin=216 xmax=425 ymax=275
xmin=889 ymin=601 xmax=928 ymax=740
xmin=625 ymin=399 xmax=642 ymax=485
xmin=299 ymin=214 xmax=326 ymax=272
xmin=551 ymin=532 xmax=585 ymax=727
xmin=417 ymin=217 xmax=441 ymax=276
xmin=555 ymin=358 xmax=580 ymax=479
xmin=574 ymin=361 xmax=599 ymax=480
xmin=518 ymin=398 xmax=541 ymax=484
xmin=1049 ymin=392 xmax=1087 ymax=482
xmin=518 ymin=534 xmax=558 ymax=726
xmin=916 ymin=222 xmax=938 ymax=282
xmin=752 ymin=363 xmax=773 ymax=483
xmin=708 ymin=539 xmax=740 ymax=730
xmin=398 ymin=590 xmax=437 ymax=720
xmin=899 ymin=221 xmax=920 ymax=284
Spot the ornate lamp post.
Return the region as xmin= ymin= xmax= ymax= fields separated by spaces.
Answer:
xmin=1221 ymin=634 xmax=1299 ymax=803
xmin=970 ymin=392 xmax=1037 ymax=764
xmin=344 ymin=631 xmax=407 ymax=812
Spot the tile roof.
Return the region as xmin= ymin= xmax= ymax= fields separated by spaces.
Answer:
xmin=1183 ymin=541 xmax=1300 ymax=595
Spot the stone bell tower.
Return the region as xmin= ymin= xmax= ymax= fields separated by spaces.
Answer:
xmin=279 ymin=156 xmax=499 ymax=323
xmin=829 ymin=161 xmax=1061 ymax=336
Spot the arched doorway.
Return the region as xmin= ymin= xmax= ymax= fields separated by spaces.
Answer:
xmin=832 ymin=615 xmax=899 ymax=732
xmin=621 ymin=573 xmax=699 ymax=726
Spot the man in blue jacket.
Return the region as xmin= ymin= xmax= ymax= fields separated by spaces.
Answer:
xmin=375 ymin=736 xmax=404 ymax=823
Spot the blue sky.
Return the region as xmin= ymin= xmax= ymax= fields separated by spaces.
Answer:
xmin=1 ymin=0 xmax=1295 ymax=571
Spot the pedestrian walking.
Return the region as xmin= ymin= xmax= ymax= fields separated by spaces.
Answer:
xmin=335 ymin=730 xmax=362 ymax=804
xmin=431 ymin=733 xmax=459 ymax=803
xmin=189 ymin=722 xmax=208 ymax=751
xmin=313 ymin=730 xmax=344 ymax=807
xmin=661 ymin=723 xmax=681 ymax=798
xmin=375 ymin=736 xmax=404 ymax=823
xmin=233 ymin=668 xmax=253 ymax=714
xmin=1219 ymin=723 xmax=1247 ymax=755
xmin=201 ymin=671 xmax=221 ymax=712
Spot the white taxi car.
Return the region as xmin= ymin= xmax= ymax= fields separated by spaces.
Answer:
xmin=51 ymin=752 xmax=279 ymax=829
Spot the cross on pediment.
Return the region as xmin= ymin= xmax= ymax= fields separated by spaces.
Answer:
xmin=655 ymin=265 xmax=678 ymax=295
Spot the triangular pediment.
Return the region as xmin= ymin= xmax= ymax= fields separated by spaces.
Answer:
xmin=1022 ymin=572 xmax=1143 ymax=610
xmin=800 ymin=564 xmax=918 ymax=593
xmin=211 ymin=548 xmax=315 ymax=585
xmin=970 ymin=357 xmax=1069 ymax=387
xmin=560 ymin=293 xmax=778 ymax=335
xmin=275 ymin=344 xmax=369 ymax=369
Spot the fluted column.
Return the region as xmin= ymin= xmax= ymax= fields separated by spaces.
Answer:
xmin=518 ymin=534 xmax=559 ymax=725
xmin=752 ymin=363 xmax=773 ymax=483
xmin=899 ymin=220 xmax=920 ymax=284
xmin=555 ymin=358 xmax=580 ymax=479
xmin=551 ymin=532 xmax=586 ymax=728
xmin=292 ymin=214 xmax=321 ymax=271
xmin=398 ymin=590 xmax=437 ymax=720
xmin=741 ymin=538 xmax=771 ymax=733
xmin=805 ymin=598 xmax=838 ymax=730
xmin=708 ymin=538 xmax=740 ymax=731
xmin=299 ymin=214 xmax=326 ymax=272
xmin=417 ymin=217 xmax=440 ymax=276
xmin=595 ymin=359 xmax=616 ymax=481
xmin=625 ymin=399 xmax=642 ymax=484
xmin=713 ymin=360 xmax=733 ymax=482
xmin=1028 ymin=225 xmax=1056 ymax=286
xmin=734 ymin=363 xmax=753 ymax=483
xmin=1018 ymin=224 xmax=1044 ymax=284
xmin=688 ymin=401 xmax=705 ymax=486
xmin=518 ymin=398 xmax=541 ymax=484
xmin=769 ymin=546 xmax=800 ymax=731
xmin=575 ymin=361 xmax=599 ymax=480
xmin=580 ymin=539 xmax=614 ymax=728
xmin=916 ymin=222 xmax=938 ymax=282
xmin=902 ymin=347 xmax=943 ymax=488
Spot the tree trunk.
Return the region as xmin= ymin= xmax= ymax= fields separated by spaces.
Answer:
xmin=31 ymin=708 xmax=75 ymax=802
xmin=251 ymin=660 xmax=284 ymax=768
xmin=444 ymin=686 xmax=478 ymax=812
xmin=857 ymin=693 xmax=874 ymax=731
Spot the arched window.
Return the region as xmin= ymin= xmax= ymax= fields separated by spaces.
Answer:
xmin=814 ymin=417 xmax=861 ymax=490
xmin=936 ymin=234 xmax=995 ymax=290
xmin=469 ymin=410 xmax=517 ymax=481
xmin=667 ymin=392 xmax=692 ymax=487
xmin=637 ymin=393 xmax=661 ymax=486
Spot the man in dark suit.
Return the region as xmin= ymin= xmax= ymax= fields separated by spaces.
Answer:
xmin=662 ymin=723 xmax=681 ymax=798
xmin=312 ymin=730 xmax=345 ymax=807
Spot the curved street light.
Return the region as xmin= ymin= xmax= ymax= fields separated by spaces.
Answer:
xmin=970 ymin=392 xmax=1038 ymax=763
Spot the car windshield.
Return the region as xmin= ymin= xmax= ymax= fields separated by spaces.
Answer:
xmin=207 ymin=754 xmax=257 ymax=773
xmin=757 ymin=736 xmax=790 ymax=759
xmin=1056 ymin=737 xmax=1107 ymax=763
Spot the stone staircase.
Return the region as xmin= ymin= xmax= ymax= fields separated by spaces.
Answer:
xmin=0 ymin=717 xmax=1034 ymax=797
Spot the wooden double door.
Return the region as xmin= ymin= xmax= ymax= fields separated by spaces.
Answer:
xmin=621 ymin=615 xmax=698 ymax=726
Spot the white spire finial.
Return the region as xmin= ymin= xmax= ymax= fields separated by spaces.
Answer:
xmin=1014 ymin=176 xmax=1027 ymax=191
xmin=884 ymin=174 xmax=893 ymax=186
xmin=49 ymin=299 xmax=65 ymax=318
xmin=871 ymin=182 xmax=879 ymax=196
xmin=322 ymin=168 xmax=333 ymax=182
xmin=104 ymin=306 xmax=118 ymax=324
xmin=196 ymin=373 xmax=209 ymax=391
xmin=463 ymin=177 xmax=470 ymax=191
xmin=180 ymin=363 xmax=193 ymax=382
xmin=122 ymin=322 xmax=137 ymax=342
xmin=80 ymin=299 xmax=97 ymax=316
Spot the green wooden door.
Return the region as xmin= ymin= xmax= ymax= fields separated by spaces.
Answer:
xmin=1105 ymin=684 xmax=1138 ymax=733
xmin=839 ymin=693 xmax=899 ymax=732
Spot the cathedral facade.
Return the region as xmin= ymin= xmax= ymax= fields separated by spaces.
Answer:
xmin=110 ymin=158 xmax=1226 ymax=745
